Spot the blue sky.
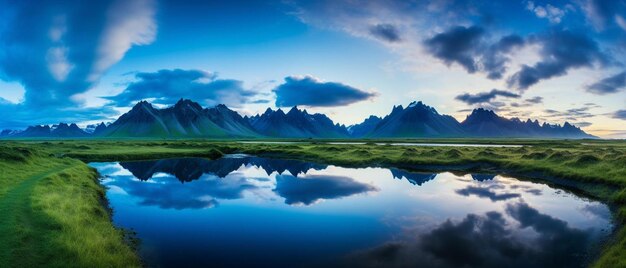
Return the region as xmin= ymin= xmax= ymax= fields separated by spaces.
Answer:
xmin=0 ymin=0 xmax=625 ymax=137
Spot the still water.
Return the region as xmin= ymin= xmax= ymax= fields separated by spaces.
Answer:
xmin=90 ymin=155 xmax=613 ymax=268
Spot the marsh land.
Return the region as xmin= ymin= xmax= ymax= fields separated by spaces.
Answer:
xmin=0 ymin=139 xmax=625 ymax=267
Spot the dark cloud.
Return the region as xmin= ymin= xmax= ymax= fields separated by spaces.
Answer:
xmin=455 ymin=89 xmax=520 ymax=105
xmin=424 ymin=26 xmax=485 ymax=74
xmin=482 ymin=35 xmax=525 ymax=79
xmin=455 ymin=186 xmax=521 ymax=201
xmin=273 ymin=174 xmax=378 ymax=205
xmin=525 ymin=96 xmax=543 ymax=104
xmin=508 ymin=29 xmax=608 ymax=90
xmin=105 ymin=69 xmax=258 ymax=108
xmin=510 ymin=96 xmax=543 ymax=108
xmin=613 ymin=110 xmax=626 ymax=120
xmin=573 ymin=122 xmax=593 ymax=127
xmin=273 ymin=75 xmax=376 ymax=107
xmin=586 ymin=71 xmax=626 ymax=94
xmin=0 ymin=0 xmax=155 ymax=128
xmin=369 ymin=23 xmax=402 ymax=42
xmin=424 ymin=26 xmax=525 ymax=80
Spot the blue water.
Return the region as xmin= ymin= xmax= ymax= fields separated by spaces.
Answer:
xmin=91 ymin=155 xmax=613 ymax=268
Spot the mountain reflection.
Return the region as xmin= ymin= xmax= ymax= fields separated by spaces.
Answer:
xmin=274 ymin=174 xmax=378 ymax=205
xmin=389 ymin=168 xmax=436 ymax=186
xmin=347 ymin=202 xmax=594 ymax=268
xmin=113 ymin=156 xmax=379 ymax=209
xmin=471 ymin=174 xmax=496 ymax=181
xmin=119 ymin=156 xmax=328 ymax=182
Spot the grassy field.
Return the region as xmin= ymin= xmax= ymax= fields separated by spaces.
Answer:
xmin=0 ymin=138 xmax=625 ymax=267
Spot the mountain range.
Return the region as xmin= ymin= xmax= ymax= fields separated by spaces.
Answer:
xmin=0 ymin=99 xmax=595 ymax=139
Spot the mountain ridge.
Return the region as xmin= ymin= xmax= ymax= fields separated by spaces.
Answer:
xmin=0 ymin=99 xmax=596 ymax=139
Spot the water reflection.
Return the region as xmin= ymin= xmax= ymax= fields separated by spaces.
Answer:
xmin=91 ymin=156 xmax=613 ymax=268
xmin=350 ymin=202 xmax=591 ymax=268
xmin=274 ymin=174 xmax=378 ymax=205
xmin=120 ymin=156 xmax=327 ymax=182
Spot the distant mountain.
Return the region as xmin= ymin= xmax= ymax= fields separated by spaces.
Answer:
xmin=53 ymin=123 xmax=89 ymax=137
xmin=8 ymin=123 xmax=88 ymax=138
xmin=461 ymin=108 xmax=595 ymax=138
xmin=1 ymin=129 xmax=21 ymax=137
xmin=247 ymin=106 xmax=349 ymax=138
xmin=0 ymin=99 xmax=596 ymax=139
xmin=99 ymin=99 xmax=258 ymax=138
xmin=365 ymin=101 xmax=465 ymax=138
xmin=348 ymin=115 xmax=382 ymax=137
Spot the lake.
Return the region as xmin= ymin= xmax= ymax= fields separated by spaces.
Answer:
xmin=90 ymin=155 xmax=613 ymax=268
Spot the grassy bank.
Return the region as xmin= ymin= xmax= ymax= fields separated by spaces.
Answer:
xmin=1 ymin=139 xmax=625 ymax=267
xmin=0 ymin=145 xmax=140 ymax=267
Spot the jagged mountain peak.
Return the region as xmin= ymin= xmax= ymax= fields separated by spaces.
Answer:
xmin=464 ymin=108 xmax=500 ymax=123
xmin=174 ymin=98 xmax=203 ymax=110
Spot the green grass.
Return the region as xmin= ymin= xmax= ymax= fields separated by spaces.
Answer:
xmin=0 ymin=146 xmax=140 ymax=267
xmin=0 ymin=138 xmax=625 ymax=267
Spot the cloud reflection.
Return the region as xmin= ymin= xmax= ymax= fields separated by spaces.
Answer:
xmin=347 ymin=202 xmax=594 ymax=268
xmin=106 ymin=173 xmax=257 ymax=210
xmin=274 ymin=174 xmax=378 ymax=205
xmin=456 ymin=186 xmax=521 ymax=202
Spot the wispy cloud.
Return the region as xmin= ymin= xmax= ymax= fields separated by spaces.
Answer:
xmin=455 ymin=89 xmax=521 ymax=105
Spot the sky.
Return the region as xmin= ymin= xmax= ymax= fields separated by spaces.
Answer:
xmin=0 ymin=0 xmax=625 ymax=138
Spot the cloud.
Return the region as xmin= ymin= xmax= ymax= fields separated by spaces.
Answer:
xmin=424 ymin=26 xmax=485 ymax=74
xmin=613 ymin=110 xmax=626 ymax=120
xmin=106 ymin=69 xmax=258 ymax=108
xmin=507 ymin=29 xmax=607 ymax=90
xmin=0 ymin=0 xmax=156 ymax=128
xmin=510 ymin=96 xmax=543 ymax=108
xmin=369 ymin=23 xmax=402 ymax=42
xmin=525 ymin=96 xmax=543 ymax=104
xmin=273 ymin=174 xmax=378 ymax=205
xmin=586 ymin=71 xmax=626 ymax=94
xmin=525 ymin=1 xmax=569 ymax=23
xmin=482 ymin=35 xmax=525 ymax=79
xmin=424 ymin=26 xmax=524 ymax=79
xmin=455 ymin=89 xmax=521 ymax=105
xmin=273 ymin=75 xmax=376 ymax=107
xmin=579 ymin=0 xmax=626 ymax=31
